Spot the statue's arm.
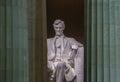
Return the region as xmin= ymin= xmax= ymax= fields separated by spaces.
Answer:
xmin=68 ymin=38 xmax=83 ymax=59
xmin=69 ymin=38 xmax=83 ymax=47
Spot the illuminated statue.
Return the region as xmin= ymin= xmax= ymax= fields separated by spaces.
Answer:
xmin=47 ymin=19 xmax=84 ymax=82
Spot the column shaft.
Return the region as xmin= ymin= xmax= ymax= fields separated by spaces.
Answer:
xmin=85 ymin=0 xmax=120 ymax=82
xmin=0 ymin=0 xmax=29 ymax=82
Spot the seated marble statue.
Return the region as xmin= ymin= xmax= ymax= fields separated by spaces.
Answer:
xmin=47 ymin=19 xmax=84 ymax=82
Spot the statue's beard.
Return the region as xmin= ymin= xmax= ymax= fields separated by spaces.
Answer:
xmin=55 ymin=32 xmax=63 ymax=36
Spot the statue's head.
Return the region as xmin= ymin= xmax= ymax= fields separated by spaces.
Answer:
xmin=53 ymin=19 xmax=65 ymax=36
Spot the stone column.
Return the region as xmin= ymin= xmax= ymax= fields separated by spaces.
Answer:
xmin=85 ymin=0 xmax=120 ymax=82
xmin=0 ymin=0 xmax=6 ymax=82
xmin=28 ymin=0 xmax=47 ymax=82
xmin=34 ymin=0 xmax=47 ymax=81
xmin=26 ymin=0 xmax=47 ymax=81
xmin=0 ymin=0 xmax=29 ymax=82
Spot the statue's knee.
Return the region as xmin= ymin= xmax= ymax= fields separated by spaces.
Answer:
xmin=57 ymin=62 xmax=65 ymax=68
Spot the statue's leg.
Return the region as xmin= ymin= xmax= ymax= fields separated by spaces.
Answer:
xmin=56 ymin=62 xmax=66 ymax=82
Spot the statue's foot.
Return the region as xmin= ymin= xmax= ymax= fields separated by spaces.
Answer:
xmin=50 ymin=74 xmax=55 ymax=81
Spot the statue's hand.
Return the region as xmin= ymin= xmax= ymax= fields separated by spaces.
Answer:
xmin=60 ymin=59 xmax=73 ymax=68
xmin=71 ymin=44 xmax=78 ymax=50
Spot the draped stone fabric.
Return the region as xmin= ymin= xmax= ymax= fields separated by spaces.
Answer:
xmin=74 ymin=47 xmax=84 ymax=82
xmin=47 ymin=35 xmax=84 ymax=82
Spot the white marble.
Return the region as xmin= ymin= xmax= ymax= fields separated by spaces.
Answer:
xmin=47 ymin=19 xmax=84 ymax=82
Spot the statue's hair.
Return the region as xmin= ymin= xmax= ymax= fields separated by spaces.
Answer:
xmin=53 ymin=19 xmax=65 ymax=28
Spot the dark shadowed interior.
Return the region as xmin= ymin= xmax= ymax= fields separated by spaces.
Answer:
xmin=46 ymin=0 xmax=84 ymax=44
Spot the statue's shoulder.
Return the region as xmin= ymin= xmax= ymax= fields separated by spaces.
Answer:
xmin=65 ymin=37 xmax=75 ymax=40
xmin=65 ymin=37 xmax=84 ymax=47
xmin=47 ymin=37 xmax=55 ymax=45
xmin=47 ymin=37 xmax=54 ymax=41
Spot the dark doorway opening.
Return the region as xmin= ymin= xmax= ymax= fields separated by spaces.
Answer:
xmin=46 ymin=0 xmax=84 ymax=44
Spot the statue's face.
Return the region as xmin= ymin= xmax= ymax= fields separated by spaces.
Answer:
xmin=54 ymin=23 xmax=64 ymax=36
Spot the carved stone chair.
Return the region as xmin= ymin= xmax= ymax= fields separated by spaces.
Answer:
xmin=48 ymin=47 xmax=84 ymax=82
